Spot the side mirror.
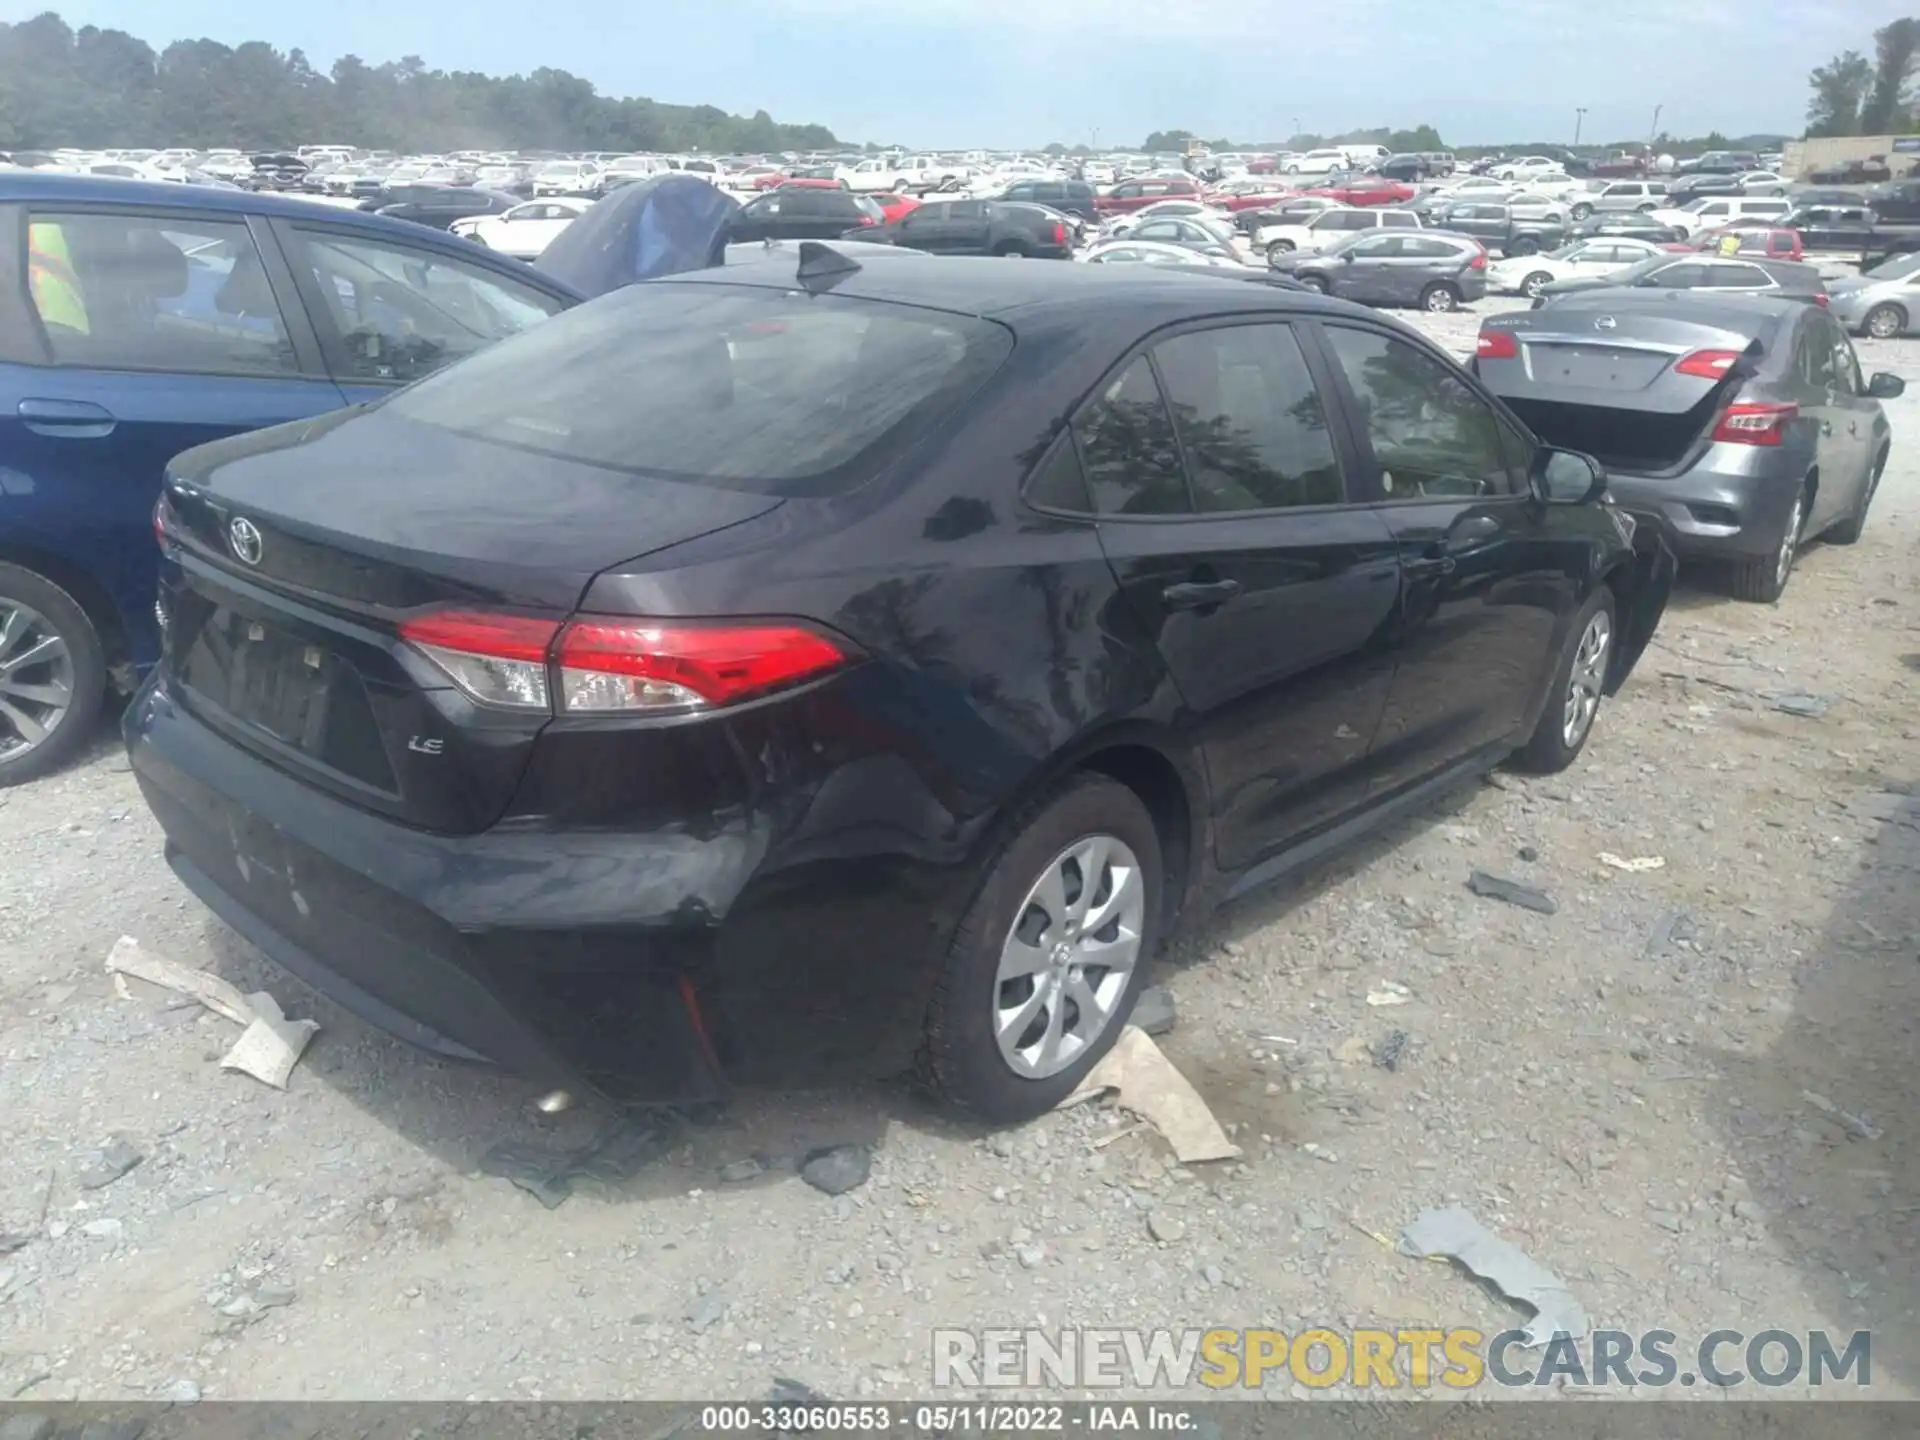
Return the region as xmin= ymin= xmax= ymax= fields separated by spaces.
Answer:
xmin=1869 ymin=371 xmax=1906 ymax=399
xmin=1535 ymin=447 xmax=1607 ymax=504
xmin=1340 ymin=250 xmax=1357 ymax=262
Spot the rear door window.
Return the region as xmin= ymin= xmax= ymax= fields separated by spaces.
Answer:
xmin=1151 ymin=325 xmax=1344 ymax=513
xmin=1321 ymin=325 xmax=1517 ymax=499
xmin=1075 ymin=357 xmax=1190 ymax=516
xmin=27 ymin=211 xmax=300 ymax=375
xmin=289 ymin=229 xmax=567 ymax=384
xmin=381 ymin=283 xmax=1013 ymax=497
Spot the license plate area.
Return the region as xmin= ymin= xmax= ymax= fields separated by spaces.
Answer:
xmin=177 ymin=607 xmax=398 ymax=795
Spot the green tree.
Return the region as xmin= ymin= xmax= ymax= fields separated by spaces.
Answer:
xmin=1808 ymin=50 xmax=1873 ymax=136
xmin=1863 ymin=17 xmax=1920 ymax=133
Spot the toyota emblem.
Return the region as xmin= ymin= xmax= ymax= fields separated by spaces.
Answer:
xmin=1594 ymin=315 xmax=1618 ymax=331
xmin=228 ymin=516 xmax=264 ymax=567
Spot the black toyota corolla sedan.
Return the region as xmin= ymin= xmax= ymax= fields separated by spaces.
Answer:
xmin=127 ymin=246 xmax=1674 ymax=1122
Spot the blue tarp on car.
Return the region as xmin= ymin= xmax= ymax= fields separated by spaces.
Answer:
xmin=534 ymin=174 xmax=740 ymax=297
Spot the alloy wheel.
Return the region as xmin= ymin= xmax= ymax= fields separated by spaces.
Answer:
xmin=993 ymin=834 xmax=1145 ymax=1080
xmin=1522 ymin=272 xmax=1551 ymax=297
xmin=1561 ymin=609 xmax=1613 ymax=749
xmin=1424 ymin=285 xmax=1457 ymax=311
xmin=1776 ymin=492 xmax=1805 ymax=589
xmin=0 ymin=600 xmax=76 ymax=760
xmin=1866 ymin=304 xmax=1905 ymax=339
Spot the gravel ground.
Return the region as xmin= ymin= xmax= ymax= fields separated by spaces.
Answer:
xmin=1 ymin=298 xmax=1915 ymax=1406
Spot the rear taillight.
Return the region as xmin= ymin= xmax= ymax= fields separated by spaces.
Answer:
xmin=555 ymin=620 xmax=849 ymax=713
xmin=1712 ymin=401 xmax=1797 ymax=447
xmin=398 ymin=611 xmax=851 ymax=716
xmin=1674 ymin=348 xmax=1741 ymax=379
xmin=1814 ymin=293 xmax=1829 ymax=308
xmin=1477 ymin=329 xmax=1518 ymax=359
xmin=400 ymin=611 xmax=560 ymax=710
xmin=1468 ymin=251 xmax=1486 ymax=269
xmin=153 ymin=492 xmax=177 ymax=549
xmin=857 ymin=215 xmax=875 ymax=227
xmin=1053 ymin=222 xmax=1067 ymax=246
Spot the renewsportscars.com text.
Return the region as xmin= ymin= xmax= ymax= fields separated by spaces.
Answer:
xmin=932 ymin=1327 xmax=1873 ymax=1390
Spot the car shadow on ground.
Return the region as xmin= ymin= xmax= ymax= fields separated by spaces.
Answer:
xmin=1702 ymin=787 xmax=1920 ymax=1392
xmin=186 ymin=775 xmax=1483 ymax=1205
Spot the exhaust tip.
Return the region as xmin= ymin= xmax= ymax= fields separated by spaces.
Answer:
xmin=533 ymin=1088 xmax=574 ymax=1115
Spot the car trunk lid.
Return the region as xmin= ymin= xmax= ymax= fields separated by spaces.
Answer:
xmin=158 ymin=406 xmax=782 ymax=834
xmin=1475 ymin=307 xmax=1763 ymax=473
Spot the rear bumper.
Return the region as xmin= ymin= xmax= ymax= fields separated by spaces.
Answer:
xmin=1605 ymin=459 xmax=1802 ymax=561
xmin=124 ymin=675 xmax=952 ymax=1103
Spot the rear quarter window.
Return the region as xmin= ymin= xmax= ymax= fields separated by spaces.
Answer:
xmin=380 ymin=283 xmax=1014 ymax=498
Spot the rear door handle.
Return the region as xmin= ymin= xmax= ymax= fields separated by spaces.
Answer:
xmin=1162 ymin=579 xmax=1243 ymax=611
xmin=1403 ymin=554 xmax=1457 ymax=578
xmin=18 ymin=398 xmax=117 ymax=438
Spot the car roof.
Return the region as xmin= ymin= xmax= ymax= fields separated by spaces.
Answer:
xmin=0 ymin=170 xmax=535 ymax=250
xmin=670 ymin=246 xmax=1379 ymax=326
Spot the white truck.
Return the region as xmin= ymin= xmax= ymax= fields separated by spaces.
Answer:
xmin=836 ymin=154 xmax=972 ymax=194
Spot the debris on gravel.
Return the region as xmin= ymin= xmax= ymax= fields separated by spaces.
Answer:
xmin=799 ymin=1144 xmax=871 ymax=1196
xmin=73 ymin=1136 xmax=143 ymax=1191
xmin=1131 ymin=985 xmax=1177 ymax=1036
xmin=1399 ymin=1206 xmax=1589 ymax=1347
xmin=1466 ymin=869 xmax=1558 ymax=914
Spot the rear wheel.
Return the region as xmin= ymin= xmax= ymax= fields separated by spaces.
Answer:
xmin=1510 ymin=587 xmax=1616 ymax=774
xmin=993 ymin=242 xmax=1028 ymax=258
xmin=1420 ymin=282 xmax=1460 ymax=312
xmin=1570 ymin=202 xmax=1594 ymax=221
xmin=1508 ymin=236 xmax=1539 ymax=256
xmin=918 ymin=774 xmax=1162 ymax=1122
xmin=1826 ymin=449 xmax=1887 ymax=545
xmin=0 ymin=564 xmax=105 ymax=788
xmin=1520 ymin=270 xmax=1553 ymax=297
xmin=1864 ymin=302 xmax=1907 ymax=339
xmin=1729 ymin=482 xmax=1808 ymax=603
xmin=1266 ymin=238 xmax=1295 ymax=260
xmin=1635 ymin=202 xmax=1658 ymax=212
xmin=1300 ymin=274 xmax=1329 ymax=294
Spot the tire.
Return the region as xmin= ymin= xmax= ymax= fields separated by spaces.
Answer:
xmin=1420 ymin=282 xmax=1460 ymax=312
xmin=1520 ymin=270 xmax=1553 ymax=298
xmin=1300 ymin=274 xmax=1329 ymax=293
xmin=1508 ymin=236 xmax=1539 ymax=256
xmin=993 ymin=242 xmax=1028 ymax=258
xmin=1864 ymin=302 xmax=1907 ymax=339
xmin=1286 ymin=164 xmax=1301 ymax=175
xmin=0 ymin=563 xmax=106 ymax=788
xmin=917 ymin=773 xmax=1163 ymax=1123
xmin=1729 ymin=481 xmax=1809 ymax=603
xmin=1635 ymin=202 xmax=1657 ymax=213
xmin=1826 ymin=448 xmax=1887 ymax=545
xmin=1570 ymin=202 xmax=1594 ymax=221
xmin=1509 ymin=587 xmax=1617 ymax=774
xmin=892 ymin=178 xmax=911 ymax=193
xmin=1266 ymin=238 xmax=1295 ymax=260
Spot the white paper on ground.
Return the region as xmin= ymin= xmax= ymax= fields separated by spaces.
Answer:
xmin=1059 ymin=1025 xmax=1240 ymax=1163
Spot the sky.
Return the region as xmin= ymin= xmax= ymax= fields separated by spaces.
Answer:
xmin=4 ymin=0 xmax=1905 ymax=149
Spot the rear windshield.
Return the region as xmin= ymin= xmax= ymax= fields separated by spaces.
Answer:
xmin=382 ymin=282 xmax=1013 ymax=496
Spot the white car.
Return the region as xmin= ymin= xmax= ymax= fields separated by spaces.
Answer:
xmin=1504 ymin=190 xmax=1569 ymax=224
xmin=1495 ymin=156 xmax=1563 ymax=181
xmin=1486 ymin=237 xmax=1671 ymax=297
xmin=1648 ymin=195 xmax=1793 ymax=237
xmin=1734 ymin=171 xmax=1790 ymax=196
xmin=1102 ymin=200 xmax=1233 ymax=239
xmin=1284 ymin=149 xmax=1348 ymax=176
xmin=1438 ymin=176 xmax=1517 ymax=200
xmin=1082 ymin=239 xmax=1247 ymax=268
xmin=533 ymin=160 xmax=604 ymax=197
xmin=450 ymin=198 xmax=592 ymax=258
xmin=1254 ymin=205 xmax=1419 ymax=259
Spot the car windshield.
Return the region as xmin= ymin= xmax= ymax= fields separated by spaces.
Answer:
xmin=1543 ymin=243 xmax=1583 ymax=260
xmin=381 ymin=283 xmax=1014 ymax=497
xmin=1865 ymin=251 xmax=1920 ymax=280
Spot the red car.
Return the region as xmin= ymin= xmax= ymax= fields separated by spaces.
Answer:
xmin=871 ymin=192 xmax=921 ymax=224
xmin=1093 ymin=176 xmax=1204 ymax=214
xmin=1304 ymin=177 xmax=1416 ymax=207
xmin=1666 ymin=225 xmax=1804 ymax=262
xmin=1201 ymin=186 xmax=1296 ymax=212
xmin=777 ymin=176 xmax=848 ymax=191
